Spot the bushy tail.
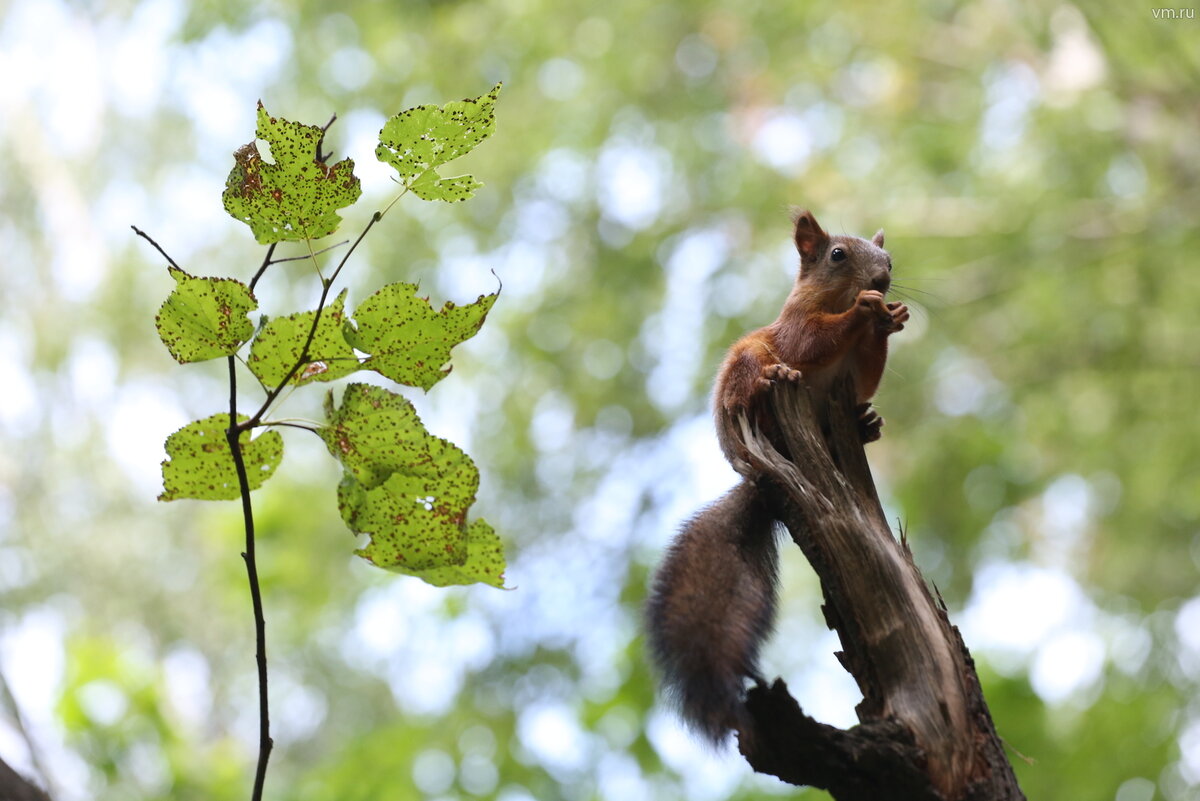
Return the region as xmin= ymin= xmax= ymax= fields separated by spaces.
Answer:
xmin=644 ymin=480 xmax=779 ymax=744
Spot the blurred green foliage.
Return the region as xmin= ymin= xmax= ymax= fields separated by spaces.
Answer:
xmin=0 ymin=0 xmax=1197 ymax=800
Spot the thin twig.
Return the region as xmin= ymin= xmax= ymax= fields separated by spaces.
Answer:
xmin=315 ymin=113 xmax=337 ymax=164
xmin=248 ymin=244 xmax=279 ymax=294
xmin=130 ymin=225 xmax=181 ymax=270
xmin=224 ymin=356 xmax=273 ymax=801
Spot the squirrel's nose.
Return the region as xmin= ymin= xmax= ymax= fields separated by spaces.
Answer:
xmin=871 ymin=275 xmax=891 ymax=294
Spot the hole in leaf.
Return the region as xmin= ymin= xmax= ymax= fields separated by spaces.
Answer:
xmin=301 ymin=361 xmax=329 ymax=380
xmin=257 ymin=139 xmax=276 ymax=165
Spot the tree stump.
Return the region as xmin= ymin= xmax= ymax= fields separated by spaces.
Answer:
xmin=735 ymin=377 xmax=1024 ymax=801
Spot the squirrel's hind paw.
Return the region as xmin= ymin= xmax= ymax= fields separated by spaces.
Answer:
xmin=856 ymin=402 xmax=884 ymax=443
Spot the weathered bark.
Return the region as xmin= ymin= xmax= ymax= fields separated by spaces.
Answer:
xmin=734 ymin=377 xmax=1024 ymax=801
xmin=0 ymin=755 xmax=51 ymax=801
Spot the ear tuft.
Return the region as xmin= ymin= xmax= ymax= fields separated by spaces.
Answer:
xmin=872 ymin=229 xmax=885 ymax=248
xmin=791 ymin=209 xmax=829 ymax=261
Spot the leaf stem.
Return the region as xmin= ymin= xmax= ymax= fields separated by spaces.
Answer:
xmin=262 ymin=419 xmax=322 ymax=434
xmin=305 ymin=236 xmax=325 ymax=283
xmin=226 ymin=356 xmax=273 ymax=801
xmin=377 ymin=186 xmax=409 ymax=222
xmin=268 ymin=380 xmax=303 ymax=414
xmin=267 ymin=240 xmax=349 ymax=265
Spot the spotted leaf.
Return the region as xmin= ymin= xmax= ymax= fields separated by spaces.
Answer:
xmin=159 ymin=413 xmax=283 ymax=501
xmin=344 ymin=282 xmax=497 ymax=391
xmin=376 ymin=83 xmax=500 ymax=203
xmin=338 ymin=471 xmax=470 ymax=572
xmin=407 ymin=519 xmax=507 ymax=588
xmin=223 ymin=103 xmax=361 ymax=243
xmin=323 ymin=384 xmax=503 ymax=587
xmin=155 ymin=267 xmax=257 ymax=364
xmin=247 ymin=289 xmax=360 ymax=388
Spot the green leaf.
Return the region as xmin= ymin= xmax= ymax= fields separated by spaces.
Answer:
xmin=344 ymin=283 xmax=498 ymax=391
xmin=223 ymin=103 xmax=362 ymax=243
xmin=159 ymin=414 xmax=283 ymax=501
xmin=409 ymin=171 xmax=483 ymax=203
xmin=338 ymin=471 xmax=469 ymax=571
xmin=376 ymin=82 xmax=501 ymax=203
xmin=406 ymin=519 xmax=507 ymax=588
xmin=320 ymin=383 xmax=478 ymax=502
xmin=155 ymin=267 xmax=257 ymax=363
xmin=247 ymin=288 xmax=360 ymax=387
xmin=323 ymin=384 xmax=504 ymax=587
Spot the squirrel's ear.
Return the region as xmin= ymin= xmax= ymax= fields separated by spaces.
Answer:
xmin=872 ymin=229 xmax=885 ymax=248
xmin=791 ymin=209 xmax=828 ymax=261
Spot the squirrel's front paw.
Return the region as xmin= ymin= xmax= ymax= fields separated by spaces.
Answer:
xmin=762 ymin=363 xmax=802 ymax=384
xmin=856 ymin=402 xmax=884 ymax=443
xmin=885 ymin=301 xmax=909 ymax=333
xmin=856 ymin=289 xmax=892 ymax=324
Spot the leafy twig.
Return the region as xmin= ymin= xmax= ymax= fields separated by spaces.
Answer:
xmin=225 ymin=197 xmax=402 ymax=797
xmin=148 ymin=87 xmax=504 ymax=801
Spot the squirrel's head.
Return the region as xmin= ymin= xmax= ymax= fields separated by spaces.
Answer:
xmin=791 ymin=209 xmax=892 ymax=312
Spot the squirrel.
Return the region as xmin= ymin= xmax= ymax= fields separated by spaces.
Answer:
xmin=644 ymin=209 xmax=909 ymax=745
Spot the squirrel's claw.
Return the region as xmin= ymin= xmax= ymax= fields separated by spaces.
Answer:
xmin=856 ymin=402 xmax=884 ymax=443
xmin=763 ymin=363 xmax=802 ymax=384
xmin=886 ymin=301 xmax=910 ymax=332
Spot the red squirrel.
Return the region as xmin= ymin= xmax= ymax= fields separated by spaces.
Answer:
xmin=644 ymin=209 xmax=908 ymax=744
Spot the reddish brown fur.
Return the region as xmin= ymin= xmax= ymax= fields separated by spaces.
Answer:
xmin=646 ymin=210 xmax=908 ymax=745
xmin=715 ymin=210 xmax=907 ymax=463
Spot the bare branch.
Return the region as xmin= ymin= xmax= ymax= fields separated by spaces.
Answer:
xmin=130 ymin=226 xmax=181 ymax=271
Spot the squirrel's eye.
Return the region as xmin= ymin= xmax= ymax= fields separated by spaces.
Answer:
xmin=830 ymin=247 xmax=847 ymax=262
